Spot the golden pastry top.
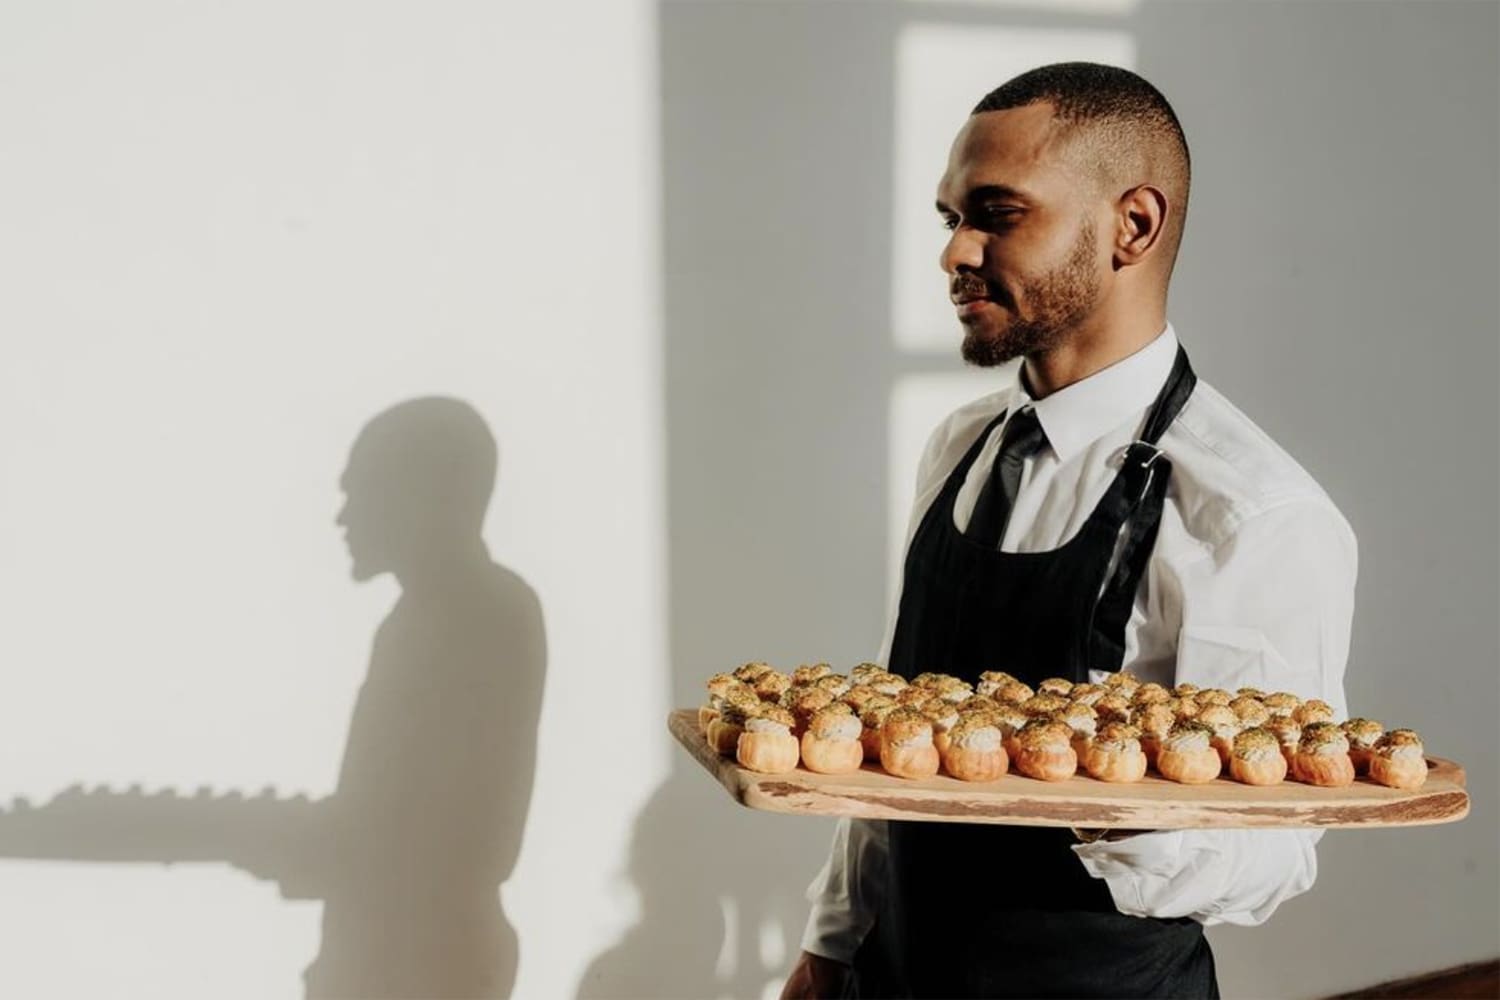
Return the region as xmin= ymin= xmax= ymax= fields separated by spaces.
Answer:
xmin=1016 ymin=717 xmax=1074 ymax=752
xmin=1162 ymin=718 xmax=1214 ymax=752
xmin=1341 ymin=718 xmax=1384 ymax=749
xmin=1298 ymin=721 xmax=1349 ymax=755
xmin=1232 ymin=727 xmax=1281 ymax=761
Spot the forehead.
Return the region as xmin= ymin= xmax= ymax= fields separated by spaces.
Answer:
xmin=936 ymin=103 xmax=1076 ymax=206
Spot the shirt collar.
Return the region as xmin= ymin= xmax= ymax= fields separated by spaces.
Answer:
xmin=1010 ymin=322 xmax=1178 ymax=463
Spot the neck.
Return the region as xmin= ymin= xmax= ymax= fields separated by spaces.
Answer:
xmin=1022 ymin=310 xmax=1167 ymax=399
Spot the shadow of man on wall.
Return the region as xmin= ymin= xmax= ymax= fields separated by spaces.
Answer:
xmin=0 ymin=395 xmax=547 ymax=999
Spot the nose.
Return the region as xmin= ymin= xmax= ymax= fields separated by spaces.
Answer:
xmin=940 ymin=223 xmax=985 ymax=277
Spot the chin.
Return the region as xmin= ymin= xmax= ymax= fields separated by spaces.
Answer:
xmin=961 ymin=326 xmax=1023 ymax=367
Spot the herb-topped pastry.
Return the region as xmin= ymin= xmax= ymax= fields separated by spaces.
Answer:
xmin=1229 ymin=727 xmax=1287 ymax=786
xmin=1293 ymin=722 xmax=1355 ymax=787
xmin=1369 ymin=728 xmax=1426 ymax=789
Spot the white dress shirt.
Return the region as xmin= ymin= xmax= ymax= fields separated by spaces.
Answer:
xmin=801 ymin=322 xmax=1359 ymax=963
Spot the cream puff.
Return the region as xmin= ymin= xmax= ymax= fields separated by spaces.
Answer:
xmin=1341 ymin=718 xmax=1385 ymax=775
xmin=1038 ymin=677 xmax=1075 ymax=698
xmin=991 ymin=702 xmax=1031 ymax=760
xmin=800 ymin=703 xmax=865 ymax=774
xmin=708 ymin=699 xmax=753 ymax=756
xmin=792 ymin=662 xmax=834 ymax=687
xmin=1293 ymin=722 xmax=1355 ymax=787
xmin=910 ymin=672 xmax=955 ymax=690
xmin=849 ymin=662 xmax=884 ymax=683
xmin=1012 ymin=718 xmax=1078 ymax=782
xmin=700 ymin=673 xmax=751 ymax=732
xmin=736 ymin=704 xmax=800 ymax=774
xmin=1172 ymin=682 xmax=1200 ymax=698
xmin=921 ymin=700 xmax=961 ymax=756
xmin=733 ymin=661 xmax=775 ymax=685
xmin=1057 ymin=701 xmax=1099 ymax=759
xmin=993 ymin=679 xmax=1035 ymax=705
xmin=956 ymin=695 xmax=1002 ymax=717
xmin=1261 ymin=691 xmax=1301 ymax=718
xmin=814 ymin=673 xmax=854 ymax=699
xmin=1156 ymin=719 xmax=1222 ymax=783
xmin=975 ymin=671 xmax=1019 ymax=699
xmin=1228 ymin=727 xmax=1287 ymax=785
xmin=934 ymin=677 xmax=975 ymax=705
xmin=1020 ymin=692 xmax=1071 ymax=719
xmin=753 ymin=669 xmax=794 ymax=703
xmin=1083 ymin=721 xmax=1147 ymax=783
xmin=1067 ymin=683 xmax=1106 ymax=707
xmin=1135 ymin=702 xmax=1176 ymax=771
xmin=1197 ymin=704 xmax=1243 ymax=767
xmin=1173 ymin=695 xmax=1203 ymax=720
xmin=865 ymin=671 xmax=909 ymax=697
xmin=896 ymin=685 xmax=937 ymax=708
xmin=840 ymin=684 xmax=885 ymax=715
xmin=1197 ymin=688 xmax=1232 ymax=707
xmin=1369 ymin=728 xmax=1427 ymax=790
xmin=879 ymin=707 xmax=940 ymax=779
xmin=858 ymin=699 xmax=899 ymax=761
xmin=1293 ymin=699 xmax=1336 ymax=727
xmin=1229 ymin=696 xmax=1272 ymax=728
xmin=1235 ymin=686 xmax=1267 ymax=701
xmin=1102 ymin=670 xmax=1142 ymax=698
xmin=1092 ymin=693 xmax=1133 ymax=726
xmin=1131 ymin=682 xmax=1172 ymax=708
xmin=783 ymin=686 xmax=835 ymax=739
xmin=1264 ymin=715 xmax=1302 ymax=769
xmin=942 ymin=714 xmax=1009 ymax=782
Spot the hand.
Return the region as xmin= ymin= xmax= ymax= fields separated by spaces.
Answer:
xmin=781 ymin=950 xmax=851 ymax=1000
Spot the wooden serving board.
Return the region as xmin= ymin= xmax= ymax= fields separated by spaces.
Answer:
xmin=668 ymin=710 xmax=1469 ymax=829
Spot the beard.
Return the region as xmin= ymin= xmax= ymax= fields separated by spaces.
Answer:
xmin=960 ymin=220 xmax=1101 ymax=367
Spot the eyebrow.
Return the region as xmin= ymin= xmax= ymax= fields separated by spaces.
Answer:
xmin=935 ymin=184 xmax=1036 ymax=213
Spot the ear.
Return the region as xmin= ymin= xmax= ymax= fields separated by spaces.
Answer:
xmin=1115 ymin=184 xmax=1168 ymax=266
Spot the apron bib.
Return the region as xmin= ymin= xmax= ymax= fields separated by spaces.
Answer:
xmin=852 ymin=346 xmax=1219 ymax=999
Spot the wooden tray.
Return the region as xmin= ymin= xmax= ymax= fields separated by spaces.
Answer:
xmin=669 ymin=710 xmax=1470 ymax=829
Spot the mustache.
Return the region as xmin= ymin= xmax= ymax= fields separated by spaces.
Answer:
xmin=951 ymin=275 xmax=998 ymax=301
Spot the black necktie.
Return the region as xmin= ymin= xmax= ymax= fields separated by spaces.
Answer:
xmin=967 ymin=407 xmax=1048 ymax=547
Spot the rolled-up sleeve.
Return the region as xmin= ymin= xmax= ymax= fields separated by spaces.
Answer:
xmin=1073 ymin=497 xmax=1357 ymax=925
xmin=799 ymin=817 xmax=889 ymax=963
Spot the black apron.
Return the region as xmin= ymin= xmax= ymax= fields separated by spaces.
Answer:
xmin=850 ymin=346 xmax=1219 ymax=999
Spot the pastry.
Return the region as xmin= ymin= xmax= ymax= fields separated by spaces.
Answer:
xmin=1102 ymin=670 xmax=1142 ymax=698
xmin=1057 ymin=701 xmax=1099 ymax=759
xmin=1068 ymin=683 xmax=1106 ymax=707
xmin=993 ymin=679 xmax=1035 ymax=705
xmin=792 ymin=662 xmax=834 ymax=686
xmin=753 ymin=670 xmax=793 ymax=703
xmin=1229 ymin=696 xmax=1271 ymax=728
xmin=1235 ymin=686 xmax=1267 ymax=700
xmin=1156 ymin=719 xmax=1222 ymax=783
xmin=1369 ymin=728 xmax=1427 ymax=789
xmin=1038 ymin=677 xmax=1075 ymax=698
xmin=1292 ymin=722 xmax=1355 ymax=787
xmin=1012 ymin=718 xmax=1078 ymax=781
xmin=1131 ymin=682 xmax=1171 ymax=707
xmin=1292 ymin=699 xmax=1336 ymax=727
xmin=814 ymin=673 xmax=853 ymax=699
xmin=934 ymin=677 xmax=975 ymax=705
xmin=1172 ymin=682 xmax=1200 ymax=698
xmin=991 ymin=702 xmax=1031 ymax=760
xmin=1341 ymin=718 xmax=1385 ymax=775
xmin=921 ymin=700 xmax=961 ymax=756
xmin=849 ymin=662 xmax=884 ymax=683
xmin=976 ymin=671 xmax=1019 ymax=699
xmin=1197 ymin=688 xmax=1232 ymax=707
xmin=841 ymin=685 xmax=886 ymax=714
xmin=866 ymin=672 xmax=909 ymax=697
xmin=1197 ymin=704 xmax=1242 ymax=767
xmin=783 ymin=686 xmax=836 ymax=739
xmin=1083 ymin=721 xmax=1147 ymax=783
xmin=880 ymin=707 xmax=940 ymax=779
xmin=801 ymin=704 xmax=865 ymax=774
xmin=1264 ymin=716 xmax=1302 ymax=769
xmin=942 ymin=714 xmax=1009 ymax=781
xmin=1020 ymin=692 xmax=1070 ymax=718
xmin=1136 ymin=702 xmax=1176 ymax=770
xmin=1173 ymin=694 xmax=1202 ymax=720
xmin=1092 ymin=693 xmax=1133 ymax=725
xmin=700 ymin=673 xmax=750 ymax=732
xmin=707 ymin=699 xmax=753 ymax=756
xmin=1228 ymin=727 xmax=1287 ymax=785
xmin=733 ymin=661 xmax=775 ymax=685
xmin=858 ymin=699 xmax=899 ymax=761
xmin=736 ymin=704 xmax=800 ymax=774
xmin=1262 ymin=691 xmax=1301 ymax=718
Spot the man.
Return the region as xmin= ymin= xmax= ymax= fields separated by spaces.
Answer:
xmin=781 ymin=62 xmax=1356 ymax=999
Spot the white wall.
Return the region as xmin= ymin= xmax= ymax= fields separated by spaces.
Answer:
xmin=0 ymin=2 xmax=665 ymax=998
xmin=1 ymin=2 xmax=1495 ymax=999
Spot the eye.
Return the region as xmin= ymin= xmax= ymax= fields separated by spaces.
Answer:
xmin=940 ymin=216 xmax=958 ymax=231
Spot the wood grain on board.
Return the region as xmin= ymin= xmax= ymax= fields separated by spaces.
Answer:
xmin=668 ymin=709 xmax=1469 ymax=829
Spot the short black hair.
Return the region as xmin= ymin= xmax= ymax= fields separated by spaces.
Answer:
xmin=973 ymin=62 xmax=1191 ymax=282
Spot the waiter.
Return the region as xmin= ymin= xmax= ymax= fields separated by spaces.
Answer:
xmin=781 ymin=62 xmax=1356 ymax=999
